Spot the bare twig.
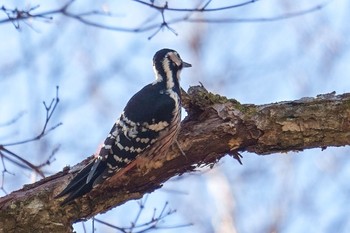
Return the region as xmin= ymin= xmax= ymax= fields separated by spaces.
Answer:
xmin=0 ymin=4 xmax=52 ymax=29
xmin=0 ymin=0 xmax=329 ymax=37
xmin=133 ymin=0 xmax=258 ymax=12
xmin=147 ymin=2 xmax=178 ymax=40
xmin=91 ymin=217 xmax=95 ymax=233
xmin=0 ymin=87 xmax=62 ymax=182
xmin=132 ymin=195 xmax=148 ymax=228
xmin=2 ymin=86 xmax=61 ymax=147
xmin=0 ymin=146 xmax=45 ymax=178
xmin=0 ymin=149 xmax=30 ymax=170
xmin=0 ymin=111 xmax=26 ymax=127
xmin=36 ymin=145 xmax=60 ymax=168
xmin=0 ymin=151 xmax=14 ymax=194
xmin=186 ymin=2 xmax=328 ymax=23
xmin=93 ymin=195 xmax=192 ymax=232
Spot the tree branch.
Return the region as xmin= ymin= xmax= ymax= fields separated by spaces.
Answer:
xmin=0 ymin=86 xmax=61 ymax=185
xmin=0 ymin=86 xmax=349 ymax=233
xmin=132 ymin=0 xmax=258 ymax=12
xmin=0 ymin=1 xmax=328 ymax=38
xmin=2 ymin=86 xmax=61 ymax=147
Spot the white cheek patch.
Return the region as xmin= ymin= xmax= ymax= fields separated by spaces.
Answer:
xmin=161 ymin=59 xmax=175 ymax=89
xmin=153 ymin=64 xmax=163 ymax=83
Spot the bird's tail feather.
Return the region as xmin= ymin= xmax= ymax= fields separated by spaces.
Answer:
xmin=56 ymin=159 xmax=106 ymax=205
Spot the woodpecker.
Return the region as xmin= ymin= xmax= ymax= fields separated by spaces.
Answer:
xmin=56 ymin=49 xmax=191 ymax=205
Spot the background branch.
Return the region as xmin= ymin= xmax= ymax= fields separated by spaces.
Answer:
xmin=0 ymin=0 xmax=328 ymax=38
xmin=93 ymin=195 xmax=192 ymax=233
xmin=0 ymin=87 xmax=61 ymax=189
xmin=2 ymin=86 xmax=61 ymax=147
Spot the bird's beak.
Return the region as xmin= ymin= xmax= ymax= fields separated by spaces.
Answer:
xmin=182 ymin=61 xmax=192 ymax=68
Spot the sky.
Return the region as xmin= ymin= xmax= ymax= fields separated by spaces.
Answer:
xmin=1 ymin=0 xmax=350 ymax=232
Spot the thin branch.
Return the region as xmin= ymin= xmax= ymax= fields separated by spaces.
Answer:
xmin=132 ymin=195 xmax=148 ymax=228
xmin=0 ymin=149 xmax=31 ymax=170
xmin=0 ymin=0 xmax=329 ymax=36
xmin=0 ymin=142 xmax=59 ymax=176
xmin=0 ymin=146 xmax=45 ymax=178
xmin=0 ymin=87 xmax=61 ymax=181
xmin=36 ymin=145 xmax=60 ymax=168
xmin=91 ymin=217 xmax=95 ymax=233
xmin=0 ymin=111 xmax=26 ymax=127
xmin=0 ymin=151 xmax=14 ymax=195
xmin=93 ymin=219 xmax=126 ymax=232
xmin=94 ymin=196 xmax=192 ymax=233
xmin=147 ymin=2 xmax=178 ymax=40
xmin=201 ymin=0 xmax=213 ymax=10
xmin=61 ymin=11 xmax=143 ymax=33
xmin=133 ymin=0 xmax=258 ymax=12
xmin=186 ymin=2 xmax=328 ymax=23
xmin=0 ymin=4 xmax=52 ymax=28
xmin=2 ymin=86 xmax=61 ymax=147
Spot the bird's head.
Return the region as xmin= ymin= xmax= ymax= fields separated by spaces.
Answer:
xmin=152 ymin=48 xmax=191 ymax=87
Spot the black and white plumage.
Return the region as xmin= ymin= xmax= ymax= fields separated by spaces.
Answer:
xmin=56 ymin=49 xmax=191 ymax=205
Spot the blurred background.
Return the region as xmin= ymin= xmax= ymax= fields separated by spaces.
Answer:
xmin=1 ymin=0 xmax=350 ymax=232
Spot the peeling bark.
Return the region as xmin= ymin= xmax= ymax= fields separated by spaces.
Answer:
xmin=0 ymin=86 xmax=349 ymax=233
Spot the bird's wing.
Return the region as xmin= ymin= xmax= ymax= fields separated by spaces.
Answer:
xmin=56 ymin=84 xmax=177 ymax=205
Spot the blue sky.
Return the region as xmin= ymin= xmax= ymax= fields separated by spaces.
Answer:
xmin=1 ymin=0 xmax=350 ymax=232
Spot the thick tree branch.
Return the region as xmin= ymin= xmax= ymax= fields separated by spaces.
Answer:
xmin=0 ymin=86 xmax=349 ymax=233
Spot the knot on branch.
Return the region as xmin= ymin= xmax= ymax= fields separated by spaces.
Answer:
xmin=182 ymin=84 xmax=240 ymax=117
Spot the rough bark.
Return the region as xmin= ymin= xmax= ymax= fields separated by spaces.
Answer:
xmin=0 ymin=86 xmax=349 ymax=233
